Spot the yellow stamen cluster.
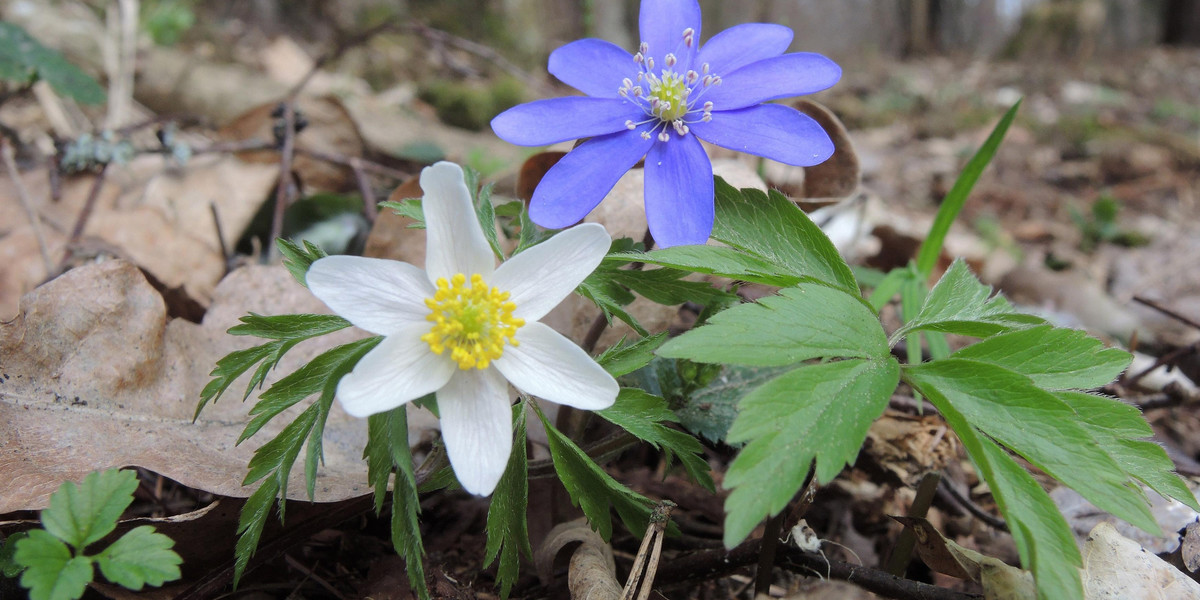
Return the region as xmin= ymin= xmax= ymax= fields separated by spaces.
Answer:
xmin=421 ymin=273 xmax=524 ymax=370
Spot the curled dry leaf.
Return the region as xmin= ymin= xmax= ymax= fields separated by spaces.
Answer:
xmin=534 ymin=519 xmax=617 ymax=592
xmin=891 ymin=516 xmax=1035 ymax=599
xmin=0 ymin=259 xmax=395 ymax=513
xmin=793 ymin=98 xmax=861 ymax=206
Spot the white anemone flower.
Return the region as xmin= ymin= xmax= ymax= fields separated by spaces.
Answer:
xmin=307 ymin=162 xmax=618 ymax=496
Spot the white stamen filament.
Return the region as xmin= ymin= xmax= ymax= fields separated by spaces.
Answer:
xmin=619 ymin=39 xmax=721 ymax=144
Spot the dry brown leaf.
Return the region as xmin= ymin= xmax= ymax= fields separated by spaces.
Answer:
xmin=0 ymin=259 xmax=400 ymax=513
xmin=363 ymin=176 xmax=425 ymax=262
xmin=534 ymin=519 xmax=620 ymax=600
xmin=893 ymin=516 xmax=1035 ymax=599
xmin=794 ymin=98 xmax=861 ymax=203
xmin=1082 ymin=522 xmax=1200 ymax=599
xmin=865 ymin=412 xmax=958 ymax=486
xmin=517 ymin=151 xmax=566 ymax=201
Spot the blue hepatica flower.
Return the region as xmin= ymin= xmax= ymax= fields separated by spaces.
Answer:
xmin=491 ymin=0 xmax=841 ymax=247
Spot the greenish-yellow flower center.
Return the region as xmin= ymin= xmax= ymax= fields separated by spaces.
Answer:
xmin=650 ymin=71 xmax=690 ymax=122
xmin=421 ymin=273 xmax=524 ymax=370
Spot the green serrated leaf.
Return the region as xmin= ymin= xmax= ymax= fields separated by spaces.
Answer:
xmin=595 ymin=333 xmax=667 ymax=377
xmin=379 ymin=198 xmax=425 ymax=227
xmin=229 ymin=313 xmax=352 ymax=340
xmin=915 ymin=101 xmax=1020 ymax=277
xmin=365 ymin=411 xmax=395 ymax=514
xmin=94 ymin=526 xmax=181 ymax=590
xmin=276 ymin=238 xmax=328 ymax=287
xmin=892 ymin=260 xmax=1043 ymax=341
xmin=596 ymin=389 xmax=714 ymax=490
xmin=905 ymin=359 xmax=1159 ymax=535
xmin=533 ymin=404 xmax=654 ymax=540
xmin=484 ymin=404 xmax=531 ymax=599
xmin=14 ymin=531 xmax=92 ymax=600
xmin=1057 ymin=391 xmax=1199 ymax=510
xmin=233 ymin=477 xmax=279 ymax=584
xmin=609 ymin=246 xmax=799 ymax=287
xmin=42 ymin=469 xmax=138 ymax=550
xmin=675 ymin=364 xmax=796 ymax=443
xmin=240 ymin=337 xmax=381 ymax=443
xmin=722 ymin=357 xmax=899 ymax=547
xmin=2 ymin=531 xmax=28 ymax=577
xmin=242 ymin=403 xmax=318 ymax=494
xmin=711 ymin=179 xmax=859 ymax=294
xmin=610 ymin=268 xmax=737 ymax=307
xmin=470 ymin=176 xmax=503 ymax=260
xmin=658 ymin=283 xmax=887 ymax=367
xmin=951 ymin=326 xmax=1131 ymax=390
xmin=578 ymin=266 xmax=647 ymax=336
xmin=917 ymin=386 xmax=1082 ymax=600
xmin=866 ymin=267 xmax=912 ymax=311
xmin=0 ymin=23 xmax=105 ymax=104
xmin=197 ymin=342 xmax=281 ymax=417
xmin=387 ymin=407 xmax=430 ymax=600
xmin=514 ymin=204 xmax=555 ymax=255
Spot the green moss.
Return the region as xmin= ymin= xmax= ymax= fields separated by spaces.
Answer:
xmin=417 ymin=76 xmax=527 ymax=131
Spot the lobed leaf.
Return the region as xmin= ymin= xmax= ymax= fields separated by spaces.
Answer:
xmin=595 ymin=333 xmax=667 ymax=378
xmin=723 ymin=358 xmax=899 ymax=547
xmin=609 ymin=245 xmax=799 ymax=287
xmin=675 ymin=364 xmax=797 ymax=443
xmin=905 ymin=360 xmax=1159 ymax=535
xmin=658 ymin=283 xmax=888 ymax=367
xmin=94 ymin=526 xmax=182 ymax=590
xmin=378 ymin=198 xmax=425 ymax=227
xmin=14 ymin=531 xmax=92 ymax=600
xmin=610 ymin=267 xmax=737 ymax=308
xmin=710 ymin=178 xmax=859 ymax=294
xmin=484 ymin=404 xmax=532 ymax=599
xmin=891 ymin=260 xmax=1042 ymax=342
xmin=276 ymin=238 xmax=328 ymax=288
xmin=42 ymin=469 xmax=138 ymax=550
xmin=951 ymin=326 xmax=1131 ymax=390
xmin=534 ymin=405 xmax=654 ymax=540
xmin=0 ymin=23 xmax=106 ymax=104
xmin=597 ymin=389 xmax=714 ymax=491
xmin=228 ymin=313 xmax=352 ymax=340
xmin=387 ymin=407 xmax=430 ymax=600
xmin=233 ymin=478 xmax=279 ymax=583
xmin=917 ymin=386 xmax=1083 ymax=600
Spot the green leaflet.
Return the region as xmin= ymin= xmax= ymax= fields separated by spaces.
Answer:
xmin=41 ymin=470 xmax=138 ymax=549
xmin=533 ymin=404 xmax=654 ymax=540
xmin=905 ymin=359 xmax=1159 ymax=535
xmin=12 ymin=470 xmax=182 ymax=600
xmin=658 ymin=283 xmax=887 ymax=367
xmin=916 ymin=385 xmax=1082 ymax=600
xmin=710 ymin=178 xmax=859 ymax=295
xmin=0 ymin=23 xmax=105 ymax=104
xmin=595 ymin=333 xmax=668 ymax=378
xmin=609 ymin=245 xmax=799 ymax=287
xmin=675 ymin=364 xmax=798 ymax=444
xmin=276 ymin=238 xmax=328 ymax=287
xmin=597 ymin=389 xmax=715 ymax=491
xmin=94 ymin=527 xmax=182 ymax=590
xmin=891 ymin=260 xmax=1043 ymax=341
xmin=484 ymin=404 xmax=532 ymax=599
xmin=14 ymin=532 xmax=92 ymax=600
xmin=950 ymin=325 xmax=1131 ymax=390
xmin=609 ymin=267 xmax=738 ymax=308
xmin=722 ymin=358 xmax=899 ymax=548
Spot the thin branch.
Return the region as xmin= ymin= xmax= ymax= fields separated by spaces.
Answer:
xmin=2 ymin=139 xmax=53 ymax=274
xmin=267 ymin=103 xmax=298 ymax=261
xmin=884 ymin=471 xmax=942 ymax=575
xmin=56 ymin=163 xmax=110 ymax=273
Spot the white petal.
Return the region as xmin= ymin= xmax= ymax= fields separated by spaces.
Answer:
xmin=307 ymin=256 xmax=433 ymax=335
xmin=494 ymin=322 xmax=618 ymax=410
xmin=437 ymin=367 xmax=513 ymax=495
xmin=420 ymin=162 xmax=495 ymax=283
xmin=491 ymin=223 xmax=611 ymax=322
xmin=336 ymin=323 xmax=455 ymax=417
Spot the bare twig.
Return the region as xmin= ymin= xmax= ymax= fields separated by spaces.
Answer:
xmin=937 ymin=478 xmax=1008 ymax=531
xmin=349 ymin=157 xmax=378 ymax=221
xmin=2 ymin=139 xmax=53 ymax=274
xmin=884 ymin=471 xmax=942 ymax=575
xmin=1133 ymin=296 xmax=1200 ymax=331
xmin=210 ymin=202 xmax=230 ymax=275
xmin=105 ymin=0 xmax=139 ymax=129
xmin=404 ymin=21 xmax=552 ymax=96
xmin=622 ymin=501 xmax=675 ymax=600
xmin=267 ymin=102 xmax=298 ymax=261
xmin=56 ymin=163 xmax=110 ymax=273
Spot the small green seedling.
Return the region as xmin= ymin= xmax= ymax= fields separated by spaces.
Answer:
xmin=1 ymin=469 xmax=182 ymax=600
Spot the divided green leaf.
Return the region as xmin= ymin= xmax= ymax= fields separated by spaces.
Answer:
xmin=42 ymin=469 xmax=138 ymax=550
xmin=386 ymin=407 xmax=431 ymax=600
xmin=484 ymin=404 xmax=532 ymax=599
xmin=13 ymin=531 xmax=92 ymax=600
xmin=609 ymin=245 xmax=798 ymax=287
xmin=1 ymin=531 xmax=28 ymax=577
xmin=534 ymin=405 xmax=654 ymax=540
xmin=891 ymin=260 xmax=1042 ymax=341
xmin=598 ymin=389 xmax=714 ymax=491
xmin=595 ymin=333 xmax=667 ymax=378
xmin=722 ymin=358 xmax=900 ymax=547
xmin=905 ymin=360 xmax=1159 ymax=535
xmin=915 ymin=387 xmax=1082 ymax=600
xmin=0 ymin=23 xmax=106 ymax=104
xmin=610 ymin=267 xmax=737 ymax=308
xmin=950 ymin=325 xmax=1130 ymax=390
xmin=379 ymin=198 xmax=425 ymax=227
xmin=94 ymin=526 xmax=182 ymax=590
xmin=658 ymin=283 xmax=888 ymax=367
xmin=276 ymin=238 xmax=328 ymax=287
xmin=711 ymin=178 xmax=859 ymax=295
xmin=675 ymin=364 xmax=797 ymax=443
